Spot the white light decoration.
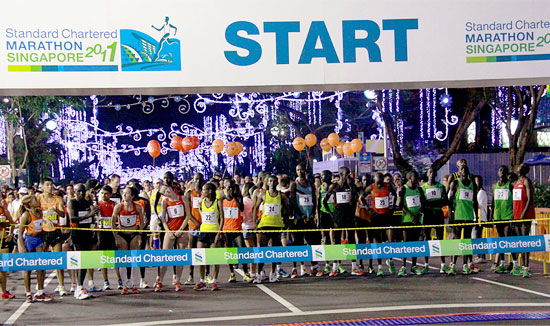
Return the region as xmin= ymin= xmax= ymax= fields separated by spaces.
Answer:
xmin=45 ymin=120 xmax=58 ymax=131
xmin=0 ymin=114 xmax=6 ymax=155
xmin=418 ymin=88 xmax=458 ymax=142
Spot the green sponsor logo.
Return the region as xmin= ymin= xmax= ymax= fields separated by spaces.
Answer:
xmin=440 ymin=239 xmax=473 ymax=256
xmin=324 ymin=244 xmax=356 ymax=261
xmin=205 ymin=248 xmax=233 ymax=265
xmin=81 ymin=251 xmax=115 ymax=269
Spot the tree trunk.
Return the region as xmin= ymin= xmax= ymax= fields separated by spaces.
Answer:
xmin=5 ymin=121 xmax=16 ymax=185
xmin=379 ymin=110 xmax=413 ymax=174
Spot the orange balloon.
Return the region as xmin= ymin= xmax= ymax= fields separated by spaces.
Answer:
xmin=191 ymin=136 xmax=200 ymax=149
xmin=304 ymin=133 xmax=317 ymax=148
xmin=235 ymin=142 xmax=243 ymax=154
xmin=343 ymin=142 xmax=354 ymax=156
xmin=147 ymin=140 xmax=161 ymax=158
xmin=292 ymin=137 xmax=306 ymax=151
xmin=226 ymin=142 xmax=239 ymax=157
xmin=182 ymin=136 xmax=193 ymax=152
xmin=351 ymin=139 xmax=363 ymax=153
xmin=212 ymin=139 xmax=224 ymax=153
xmin=335 ymin=141 xmax=344 ymax=155
xmin=328 ymin=133 xmax=340 ymax=147
xmin=170 ymin=136 xmax=183 ymax=151
xmin=320 ymin=138 xmax=331 ymax=152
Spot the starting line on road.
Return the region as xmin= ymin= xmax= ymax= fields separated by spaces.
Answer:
xmin=2 ymin=235 xmax=549 ymax=271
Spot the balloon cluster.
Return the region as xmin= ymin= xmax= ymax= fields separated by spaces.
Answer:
xmin=293 ymin=132 xmax=363 ymax=157
xmin=211 ymin=139 xmax=244 ymax=157
xmin=146 ymin=136 xmax=201 ymax=159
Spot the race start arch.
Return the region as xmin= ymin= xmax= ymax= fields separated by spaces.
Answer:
xmin=0 ymin=0 xmax=549 ymax=95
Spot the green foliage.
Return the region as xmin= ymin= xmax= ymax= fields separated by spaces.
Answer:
xmin=534 ymin=183 xmax=550 ymax=208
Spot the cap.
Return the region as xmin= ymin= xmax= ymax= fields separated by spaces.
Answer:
xmin=18 ymin=187 xmax=29 ymax=194
xmin=85 ymin=178 xmax=100 ymax=190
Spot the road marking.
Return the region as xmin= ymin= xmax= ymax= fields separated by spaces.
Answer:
xmin=105 ymin=302 xmax=550 ymax=326
xmin=394 ymin=258 xmax=439 ymax=271
xmin=3 ymin=270 xmax=57 ymax=326
xmin=234 ymin=268 xmax=303 ymax=313
xmin=472 ymin=277 xmax=550 ymax=298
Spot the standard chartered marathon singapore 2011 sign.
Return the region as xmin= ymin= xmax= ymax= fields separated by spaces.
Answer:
xmin=0 ymin=0 xmax=549 ymax=95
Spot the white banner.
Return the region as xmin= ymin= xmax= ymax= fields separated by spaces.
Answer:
xmin=0 ymin=0 xmax=549 ymax=95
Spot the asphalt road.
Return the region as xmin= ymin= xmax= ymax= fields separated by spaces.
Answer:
xmin=0 ymin=258 xmax=549 ymax=326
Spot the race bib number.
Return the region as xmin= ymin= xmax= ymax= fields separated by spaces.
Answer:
xmin=336 ymin=192 xmax=351 ymax=204
xmin=167 ymin=205 xmax=184 ymax=218
xmin=513 ymin=188 xmax=522 ymax=201
xmin=98 ymin=216 xmax=111 ymax=228
xmin=78 ymin=211 xmax=92 ymax=224
xmin=33 ymin=219 xmax=43 ymax=232
xmin=59 ymin=216 xmax=67 ymax=226
xmin=495 ymin=189 xmax=509 ymax=201
xmin=298 ymin=194 xmax=313 ymax=207
xmin=42 ymin=210 xmax=58 ymax=222
xmin=264 ymin=203 xmax=281 ymax=216
xmin=224 ymin=207 xmax=239 ymax=219
xmin=192 ymin=197 xmax=201 ymax=209
xmin=406 ymin=195 xmax=421 ymax=208
xmin=375 ymin=196 xmax=389 ymax=209
xmin=425 ymin=188 xmax=441 ymax=200
xmin=120 ymin=214 xmax=137 ymax=227
xmin=201 ymin=211 xmax=217 ymax=224
xmin=459 ymin=189 xmax=473 ymax=201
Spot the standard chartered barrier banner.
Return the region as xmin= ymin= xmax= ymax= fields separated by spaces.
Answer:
xmin=2 ymin=235 xmax=549 ymax=271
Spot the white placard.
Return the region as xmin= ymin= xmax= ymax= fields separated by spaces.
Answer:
xmin=223 ymin=207 xmax=239 ymax=219
xmin=374 ymin=196 xmax=389 ymax=209
xmin=513 ymin=188 xmax=523 ymax=201
xmin=298 ymin=194 xmax=313 ymax=207
xmin=201 ymin=211 xmax=217 ymax=224
xmin=459 ymin=189 xmax=473 ymax=201
xmin=167 ymin=204 xmax=184 ymax=218
xmin=425 ymin=188 xmax=441 ymax=200
xmin=264 ymin=203 xmax=281 ymax=216
xmin=336 ymin=192 xmax=351 ymax=204
xmin=494 ymin=188 xmax=510 ymax=201
xmin=120 ymin=214 xmax=137 ymax=227
xmin=406 ymin=195 xmax=421 ymax=208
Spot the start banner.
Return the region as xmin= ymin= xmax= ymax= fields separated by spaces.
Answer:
xmin=2 ymin=235 xmax=549 ymax=271
xmin=0 ymin=0 xmax=549 ymax=95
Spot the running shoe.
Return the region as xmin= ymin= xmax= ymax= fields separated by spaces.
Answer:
xmin=351 ymin=269 xmax=365 ymax=276
xmin=205 ymin=276 xmax=213 ymax=284
xmin=88 ymin=285 xmax=103 ymax=293
xmin=193 ymin=282 xmax=207 ymax=291
xmin=386 ymin=260 xmax=396 ymax=274
xmin=228 ymin=273 xmax=237 ymax=283
xmin=368 ymin=267 xmax=375 ymax=274
xmin=324 ymin=265 xmax=331 ymax=273
xmin=397 ymin=266 xmax=407 ymax=277
xmin=70 ymin=284 xmax=77 ymax=293
xmin=58 ymin=286 xmax=68 ymax=296
xmin=252 ymin=274 xmax=262 ymax=284
xmin=1 ymin=291 xmax=15 ymax=299
xmin=103 ymin=281 xmax=111 ymax=291
xmin=421 ymin=265 xmax=430 ymax=274
xmin=316 ymin=269 xmax=324 ymax=277
xmin=376 ymin=269 xmax=384 ymax=277
xmin=300 ymin=266 xmax=309 ymax=277
xmin=411 ymin=266 xmax=422 ymax=275
xmin=121 ymin=287 xmax=129 ymax=295
xmin=117 ymin=280 xmax=124 ymax=290
xmin=74 ymin=288 xmax=90 ymax=300
xmin=490 ymin=263 xmax=497 ymax=271
xmin=184 ymin=277 xmax=195 ymax=285
xmin=278 ymin=268 xmax=290 ymax=278
xmin=462 ymin=264 xmax=472 ymax=275
xmin=210 ymin=283 xmax=219 ymax=291
xmin=291 ymin=268 xmax=298 ymax=279
xmin=511 ymin=265 xmax=522 ymax=276
xmin=440 ymin=265 xmax=450 ymax=274
xmin=154 ymin=282 xmax=163 ymax=292
xmin=172 ymin=274 xmax=177 ymax=285
xmin=469 ymin=263 xmax=480 ymax=273
xmin=310 ymin=265 xmax=319 ymax=276
xmin=522 ymin=267 xmax=531 ymax=278
xmin=25 ymin=294 xmax=34 ymax=303
xmin=140 ymin=279 xmax=149 ymax=289
xmin=338 ymin=264 xmax=347 ymax=274
xmin=131 ymin=287 xmax=139 ymax=294
xmin=447 ymin=265 xmax=457 ymax=275
xmin=494 ymin=265 xmax=507 ymax=273
xmin=260 ymin=270 xmax=267 ymax=281
xmin=54 ymin=285 xmax=60 ymax=293
xmin=269 ymin=273 xmax=280 ymax=283
xmin=329 ymin=270 xmax=338 ymax=277
xmin=243 ymin=274 xmax=253 ymax=283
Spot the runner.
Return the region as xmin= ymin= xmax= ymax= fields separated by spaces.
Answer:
xmin=448 ymin=165 xmax=478 ymax=275
xmin=492 ymin=166 xmax=515 ymax=274
xmin=253 ymin=175 xmax=287 ymax=283
xmin=289 ymin=163 xmax=318 ymax=278
xmin=0 ymin=194 xmax=15 ymax=299
xmin=112 ymin=186 xmax=145 ymax=294
xmin=128 ymin=179 xmax=152 ymax=289
xmin=324 ymin=167 xmax=364 ymax=276
xmin=241 ymin=182 xmax=257 ymax=282
xmin=512 ymin=163 xmax=535 ymax=278
xmin=421 ymin=167 xmax=448 ymax=274
xmin=38 ymin=177 xmax=69 ymax=296
xmin=156 ymin=184 xmax=192 ymax=292
xmin=317 ymin=170 xmax=335 ymax=276
xmin=97 ymin=185 xmax=117 ymax=290
xmin=68 ymin=183 xmax=98 ymax=300
xmin=17 ymin=195 xmax=54 ymax=303
xmin=194 ymin=182 xmax=224 ymax=291
xmin=397 ymin=171 xmax=426 ymax=277
xmin=183 ymin=172 xmax=204 ymax=285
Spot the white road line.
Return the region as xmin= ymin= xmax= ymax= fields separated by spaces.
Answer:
xmin=394 ymin=258 xmax=439 ymax=271
xmin=472 ymin=277 xmax=550 ymax=298
xmin=105 ymin=302 xmax=550 ymax=326
xmin=234 ymin=268 xmax=303 ymax=313
xmin=3 ymin=270 xmax=57 ymax=326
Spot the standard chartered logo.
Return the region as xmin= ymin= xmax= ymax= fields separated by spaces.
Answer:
xmin=192 ymin=249 xmax=206 ymax=265
xmin=428 ymin=241 xmax=441 ymax=256
xmin=67 ymin=251 xmax=81 ymax=269
xmin=311 ymin=245 xmax=325 ymax=261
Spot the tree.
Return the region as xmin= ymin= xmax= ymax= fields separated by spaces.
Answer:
xmin=0 ymin=96 xmax=84 ymax=185
xmin=486 ymin=86 xmax=545 ymax=170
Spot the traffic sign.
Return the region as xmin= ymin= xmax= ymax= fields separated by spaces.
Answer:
xmin=0 ymin=165 xmax=10 ymax=179
xmin=373 ymin=157 xmax=387 ymax=171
